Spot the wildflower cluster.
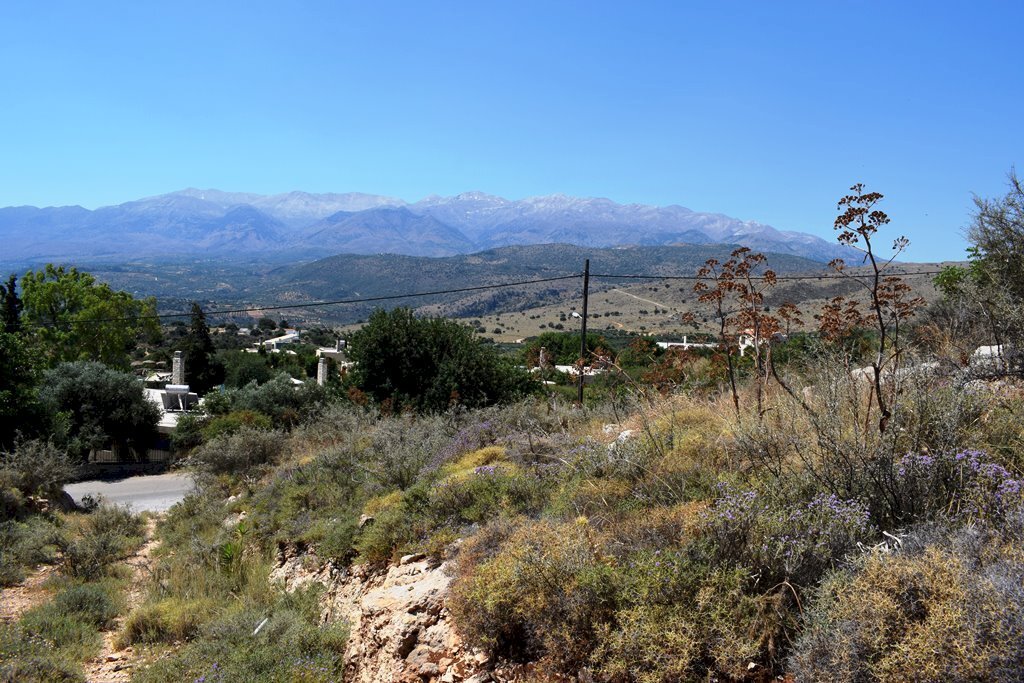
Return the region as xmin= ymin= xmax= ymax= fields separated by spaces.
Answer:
xmin=896 ymin=448 xmax=1023 ymax=524
xmin=426 ymin=420 xmax=497 ymax=471
xmin=704 ymin=483 xmax=870 ymax=588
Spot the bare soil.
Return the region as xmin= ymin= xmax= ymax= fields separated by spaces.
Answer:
xmin=0 ymin=565 xmax=56 ymax=623
xmin=82 ymin=517 xmax=161 ymax=683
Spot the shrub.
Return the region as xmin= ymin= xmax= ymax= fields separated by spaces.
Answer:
xmin=894 ymin=448 xmax=1023 ymax=525
xmin=58 ymin=504 xmax=144 ymax=580
xmin=360 ymin=413 xmax=455 ymax=490
xmin=354 ymin=452 xmax=552 ymax=566
xmin=188 ymin=428 xmax=287 ymax=476
xmin=590 ymin=559 xmax=760 ymax=682
xmin=703 ymin=483 xmax=871 ymax=589
xmin=450 ymin=519 xmax=618 ymax=671
xmin=0 ymin=516 xmax=62 ymax=586
xmin=245 ymin=442 xmax=367 ymax=556
xmin=118 ymin=598 xmax=210 ymax=645
xmin=86 ymin=502 xmax=145 ymax=541
xmin=51 ymin=581 xmax=123 ymax=629
xmin=0 ymin=654 xmax=83 ymax=683
xmin=426 ymin=463 xmax=550 ymax=528
xmin=131 ymin=588 xmax=345 ymax=683
xmin=202 ymin=410 xmax=273 ymax=441
xmin=17 ymin=603 xmax=100 ymax=665
xmin=790 ymin=520 xmax=1024 ymax=682
xmin=0 ymin=440 xmax=79 ymax=499
xmin=744 ymin=355 xmax=991 ymax=527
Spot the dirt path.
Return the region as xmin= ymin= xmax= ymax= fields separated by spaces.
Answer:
xmin=610 ymin=287 xmax=675 ymax=310
xmin=82 ymin=517 xmax=161 ymax=683
xmin=0 ymin=565 xmax=56 ymax=623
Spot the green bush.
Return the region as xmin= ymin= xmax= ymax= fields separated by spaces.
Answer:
xmin=202 ymin=410 xmax=273 ymax=441
xmin=348 ymin=307 xmax=537 ymax=412
xmin=131 ymin=588 xmax=346 ymax=683
xmin=232 ymin=374 xmax=327 ymax=428
xmin=169 ymin=412 xmax=206 ymax=451
xmin=188 ymin=427 xmax=287 ymax=476
xmin=51 ymin=581 xmax=123 ymax=629
xmin=58 ymin=504 xmax=144 ymax=580
xmin=38 ymin=361 xmax=160 ymax=462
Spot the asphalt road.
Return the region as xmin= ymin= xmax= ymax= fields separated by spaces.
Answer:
xmin=64 ymin=472 xmax=195 ymax=513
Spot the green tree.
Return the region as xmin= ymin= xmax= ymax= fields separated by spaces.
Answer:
xmin=181 ymin=303 xmax=224 ymax=394
xmin=349 ymin=308 xmax=536 ymax=412
xmin=38 ymin=361 xmax=160 ymax=461
xmin=0 ymin=331 xmax=44 ymax=448
xmin=20 ymin=264 xmax=159 ymax=369
xmin=0 ymin=274 xmax=22 ymax=333
xmin=933 ymin=170 xmax=1024 ymax=372
xmin=220 ymin=349 xmax=273 ymax=388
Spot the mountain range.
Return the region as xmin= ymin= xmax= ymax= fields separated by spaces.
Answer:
xmin=0 ymin=188 xmax=854 ymax=265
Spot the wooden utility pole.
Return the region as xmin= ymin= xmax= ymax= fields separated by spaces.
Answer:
xmin=577 ymin=259 xmax=590 ymax=404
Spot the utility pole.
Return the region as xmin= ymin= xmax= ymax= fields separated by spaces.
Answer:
xmin=577 ymin=259 xmax=590 ymax=404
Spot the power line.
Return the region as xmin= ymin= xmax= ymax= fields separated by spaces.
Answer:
xmin=19 ymin=266 xmax=946 ymax=330
xmin=590 ymin=270 xmax=944 ymax=282
xmin=22 ymin=273 xmax=584 ymax=328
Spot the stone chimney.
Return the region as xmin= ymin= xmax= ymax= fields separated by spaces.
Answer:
xmin=172 ymin=351 xmax=185 ymax=385
xmin=317 ymin=357 xmax=328 ymax=386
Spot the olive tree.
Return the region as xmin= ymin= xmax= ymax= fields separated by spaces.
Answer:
xmin=349 ymin=307 xmax=537 ymax=412
xmin=38 ymin=361 xmax=160 ymax=461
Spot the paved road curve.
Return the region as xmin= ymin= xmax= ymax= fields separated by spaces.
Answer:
xmin=64 ymin=472 xmax=195 ymax=513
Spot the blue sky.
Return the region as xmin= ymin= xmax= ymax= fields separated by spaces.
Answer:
xmin=1 ymin=1 xmax=1021 ymax=262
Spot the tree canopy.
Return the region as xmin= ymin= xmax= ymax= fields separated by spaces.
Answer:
xmin=935 ymin=170 xmax=1024 ymax=366
xmin=348 ymin=307 xmax=537 ymax=412
xmin=38 ymin=361 xmax=160 ymax=461
xmin=20 ymin=264 xmax=160 ymax=369
xmin=181 ymin=303 xmax=224 ymax=394
xmin=0 ymin=274 xmax=22 ymax=334
xmin=0 ymin=331 xmax=44 ymax=448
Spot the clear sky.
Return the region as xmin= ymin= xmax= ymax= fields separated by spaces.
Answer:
xmin=1 ymin=1 xmax=1021 ymax=262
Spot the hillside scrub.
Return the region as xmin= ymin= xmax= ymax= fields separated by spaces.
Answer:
xmin=83 ymin=182 xmax=1024 ymax=679
xmin=0 ymin=503 xmax=145 ymax=682
xmin=125 ymin=348 xmax=1024 ymax=680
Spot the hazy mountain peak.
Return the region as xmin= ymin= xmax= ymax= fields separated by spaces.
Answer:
xmin=0 ymin=188 xmax=858 ymax=266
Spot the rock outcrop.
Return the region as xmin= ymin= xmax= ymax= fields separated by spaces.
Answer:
xmin=270 ymin=546 xmax=487 ymax=682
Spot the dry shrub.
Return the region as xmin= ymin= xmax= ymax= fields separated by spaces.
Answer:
xmin=117 ymin=598 xmax=213 ymax=646
xmin=550 ymin=476 xmax=634 ymax=519
xmin=791 ymin=521 xmax=1024 ymax=682
xmin=449 ymin=519 xmax=617 ymax=672
xmin=740 ymin=357 xmax=994 ymax=527
xmin=598 ymin=501 xmax=705 ymax=557
xmin=188 ymin=427 xmax=288 ymax=476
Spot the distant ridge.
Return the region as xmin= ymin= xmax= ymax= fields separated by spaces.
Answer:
xmin=0 ymin=189 xmax=855 ymax=265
